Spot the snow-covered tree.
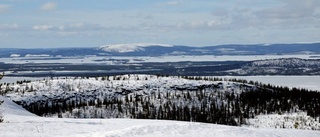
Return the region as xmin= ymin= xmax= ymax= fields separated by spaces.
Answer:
xmin=0 ymin=72 xmax=4 ymax=123
xmin=0 ymin=100 xmax=3 ymax=123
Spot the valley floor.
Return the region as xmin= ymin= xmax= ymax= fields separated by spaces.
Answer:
xmin=1 ymin=96 xmax=320 ymax=137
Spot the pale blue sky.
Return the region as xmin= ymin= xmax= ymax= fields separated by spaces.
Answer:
xmin=0 ymin=0 xmax=320 ymax=48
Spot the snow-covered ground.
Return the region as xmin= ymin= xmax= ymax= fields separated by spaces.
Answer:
xmin=1 ymin=96 xmax=320 ymax=137
xmin=220 ymin=76 xmax=320 ymax=91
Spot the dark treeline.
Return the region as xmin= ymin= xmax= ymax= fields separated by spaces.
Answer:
xmin=6 ymin=75 xmax=320 ymax=126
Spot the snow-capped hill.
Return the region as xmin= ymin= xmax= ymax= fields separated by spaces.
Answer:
xmin=0 ymin=96 xmax=36 ymax=122
xmin=251 ymin=58 xmax=320 ymax=67
xmin=226 ymin=58 xmax=320 ymax=75
xmin=2 ymin=75 xmax=320 ymax=131
xmin=98 ymin=43 xmax=173 ymax=53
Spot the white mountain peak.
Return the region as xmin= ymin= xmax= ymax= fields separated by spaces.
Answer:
xmin=98 ymin=43 xmax=173 ymax=53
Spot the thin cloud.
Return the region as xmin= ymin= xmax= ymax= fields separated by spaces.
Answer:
xmin=32 ymin=23 xmax=105 ymax=32
xmin=0 ymin=4 xmax=10 ymax=13
xmin=33 ymin=25 xmax=54 ymax=31
xmin=40 ymin=2 xmax=57 ymax=11
xmin=164 ymin=1 xmax=180 ymax=5
xmin=0 ymin=23 xmax=19 ymax=30
xmin=255 ymin=0 xmax=319 ymax=19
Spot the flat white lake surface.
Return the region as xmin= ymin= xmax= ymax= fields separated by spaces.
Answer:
xmin=220 ymin=76 xmax=320 ymax=91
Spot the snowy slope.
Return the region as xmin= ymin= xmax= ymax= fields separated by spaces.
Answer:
xmin=0 ymin=96 xmax=36 ymax=120
xmin=1 ymin=96 xmax=320 ymax=137
xmin=98 ymin=43 xmax=173 ymax=53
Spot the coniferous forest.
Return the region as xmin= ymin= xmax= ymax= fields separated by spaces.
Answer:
xmin=1 ymin=75 xmax=320 ymax=127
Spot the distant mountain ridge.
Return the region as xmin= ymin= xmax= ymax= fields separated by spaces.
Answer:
xmin=0 ymin=43 xmax=319 ymax=57
xmin=98 ymin=43 xmax=173 ymax=53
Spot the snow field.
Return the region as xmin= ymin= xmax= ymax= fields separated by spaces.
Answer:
xmin=1 ymin=95 xmax=320 ymax=137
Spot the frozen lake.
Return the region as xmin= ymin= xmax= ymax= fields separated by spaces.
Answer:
xmin=220 ymin=76 xmax=320 ymax=91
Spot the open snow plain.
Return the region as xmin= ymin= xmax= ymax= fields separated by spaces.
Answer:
xmin=1 ymin=96 xmax=320 ymax=137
